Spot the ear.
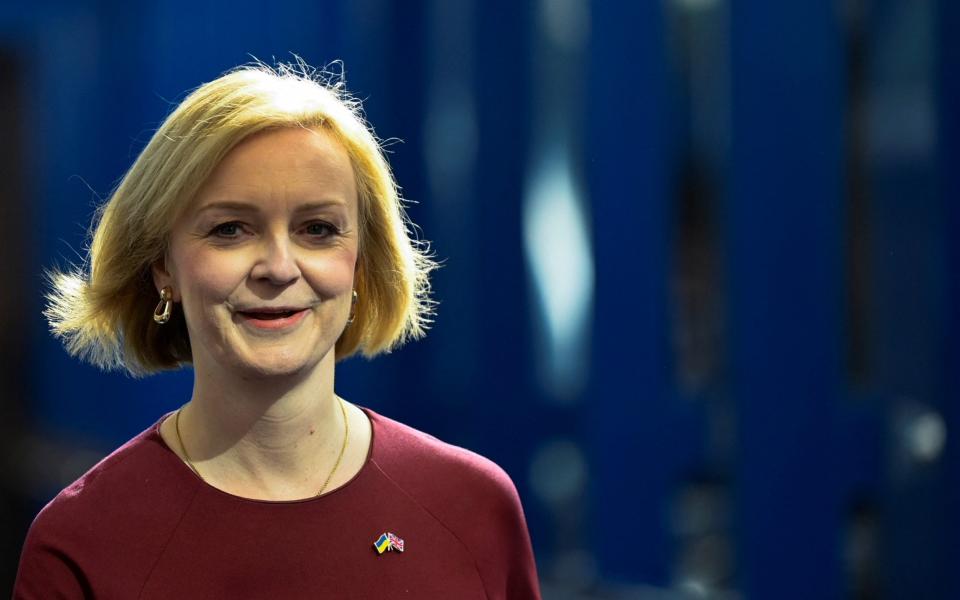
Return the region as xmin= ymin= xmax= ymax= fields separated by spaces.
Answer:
xmin=151 ymin=257 xmax=180 ymax=302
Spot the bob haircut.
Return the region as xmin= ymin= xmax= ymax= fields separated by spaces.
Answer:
xmin=46 ymin=61 xmax=436 ymax=376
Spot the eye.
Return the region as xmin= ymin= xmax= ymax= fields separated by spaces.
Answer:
xmin=303 ymin=221 xmax=338 ymax=237
xmin=210 ymin=222 xmax=245 ymax=238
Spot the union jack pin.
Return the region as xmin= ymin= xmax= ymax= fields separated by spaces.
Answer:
xmin=374 ymin=532 xmax=405 ymax=554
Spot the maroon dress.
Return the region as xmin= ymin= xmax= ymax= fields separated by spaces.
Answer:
xmin=14 ymin=408 xmax=541 ymax=599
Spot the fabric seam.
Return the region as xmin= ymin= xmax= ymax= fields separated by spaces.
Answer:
xmin=135 ymin=484 xmax=203 ymax=599
xmin=370 ymin=457 xmax=492 ymax=600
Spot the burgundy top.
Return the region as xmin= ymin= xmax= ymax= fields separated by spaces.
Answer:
xmin=14 ymin=408 xmax=541 ymax=599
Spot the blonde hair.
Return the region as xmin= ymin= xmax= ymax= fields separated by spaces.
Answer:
xmin=46 ymin=61 xmax=436 ymax=376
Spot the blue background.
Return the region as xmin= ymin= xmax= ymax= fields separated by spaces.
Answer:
xmin=1 ymin=1 xmax=957 ymax=598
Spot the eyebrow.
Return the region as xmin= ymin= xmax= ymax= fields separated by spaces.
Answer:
xmin=195 ymin=201 xmax=257 ymax=214
xmin=195 ymin=200 xmax=349 ymax=215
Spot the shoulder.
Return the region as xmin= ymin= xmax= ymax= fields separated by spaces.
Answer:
xmin=364 ymin=409 xmax=541 ymax=599
xmin=366 ymin=408 xmax=521 ymax=514
xmin=32 ymin=415 xmax=189 ymax=533
xmin=16 ymin=415 xmax=197 ymax=595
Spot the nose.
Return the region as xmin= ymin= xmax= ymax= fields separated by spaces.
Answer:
xmin=250 ymin=233 xmax=301 ymax=286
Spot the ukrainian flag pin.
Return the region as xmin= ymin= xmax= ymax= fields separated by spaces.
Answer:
xmin=374 ymin=532 xmax=405 ymax=554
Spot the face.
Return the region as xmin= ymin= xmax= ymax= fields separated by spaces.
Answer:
xmin=155 ymin=126 xmax=359 ymax=379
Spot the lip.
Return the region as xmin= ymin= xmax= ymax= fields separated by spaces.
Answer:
xmin=235 ymin=307 xmax=309 ymax=331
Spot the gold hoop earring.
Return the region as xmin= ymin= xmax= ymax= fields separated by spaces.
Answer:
xmin=153 ymin=286 xmax=173 ymax=324
xmin=346 ymin=290 xmax=358 ymax=325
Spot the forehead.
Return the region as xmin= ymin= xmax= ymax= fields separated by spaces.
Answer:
xmin=194 ymin=126 xmax=358 ymax=209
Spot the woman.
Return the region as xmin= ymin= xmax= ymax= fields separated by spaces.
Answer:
xmin=15 ymin=63 xmax=541 ymax=599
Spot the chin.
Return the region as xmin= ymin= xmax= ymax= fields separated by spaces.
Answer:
xmin=231 ymin=351 xmax=323 ymax=380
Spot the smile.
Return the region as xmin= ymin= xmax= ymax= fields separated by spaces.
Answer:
xmin=235 ymin=307 xmax=309 ymax=330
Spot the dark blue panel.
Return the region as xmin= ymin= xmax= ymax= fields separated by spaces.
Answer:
xmin=468 ymin=0 xmax=540 ymax=472
xmin=863 ymin=1 xmax=948 ymax=596
xmin=937 ymin=0 xmax=960 ymax=597
xmin=587 ymin=0 xmax=676 ymax=583
xmin=728 ymin=2 xmax=844 ymax=598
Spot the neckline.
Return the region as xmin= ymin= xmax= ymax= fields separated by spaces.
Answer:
xmin=152 ymin=405 xmax=378 ymax=505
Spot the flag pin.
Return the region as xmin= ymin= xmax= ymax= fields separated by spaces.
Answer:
xmin=374 ymin=532 xmax=405 ymax=554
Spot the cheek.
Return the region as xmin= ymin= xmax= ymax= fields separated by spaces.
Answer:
xmin=174 ymin=249 xmax=248 ymax=305
xmin=306 ymin=249 xmax=358 ymax=293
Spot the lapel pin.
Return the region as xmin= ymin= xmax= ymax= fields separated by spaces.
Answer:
xmin=374 ymin=532 xmax=405 ymax=554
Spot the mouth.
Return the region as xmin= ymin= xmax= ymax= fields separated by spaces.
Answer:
xmin=235 ymin=307 xmax=309 ymax=330
xmin=239 ymin=309 xmax=300 ymax=320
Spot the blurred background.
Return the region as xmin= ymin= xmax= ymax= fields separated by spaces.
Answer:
xmin=1 ymin=0 xmax=957 ymax=598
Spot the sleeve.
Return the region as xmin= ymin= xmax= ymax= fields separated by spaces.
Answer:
xmin=13 ymin=513 xmax=90 ymax=600
xmin=482 ymin=473 xmax=541 ymax=600
xmin=450 ymin=455 xmax=540 ymax=599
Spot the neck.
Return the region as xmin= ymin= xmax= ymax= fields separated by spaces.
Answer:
xmin=179 ymin=350 xmax=344 ymax=496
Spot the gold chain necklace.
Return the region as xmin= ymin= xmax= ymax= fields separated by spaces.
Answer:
xmin=174 ymin=397 xmax=349 ymax=497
